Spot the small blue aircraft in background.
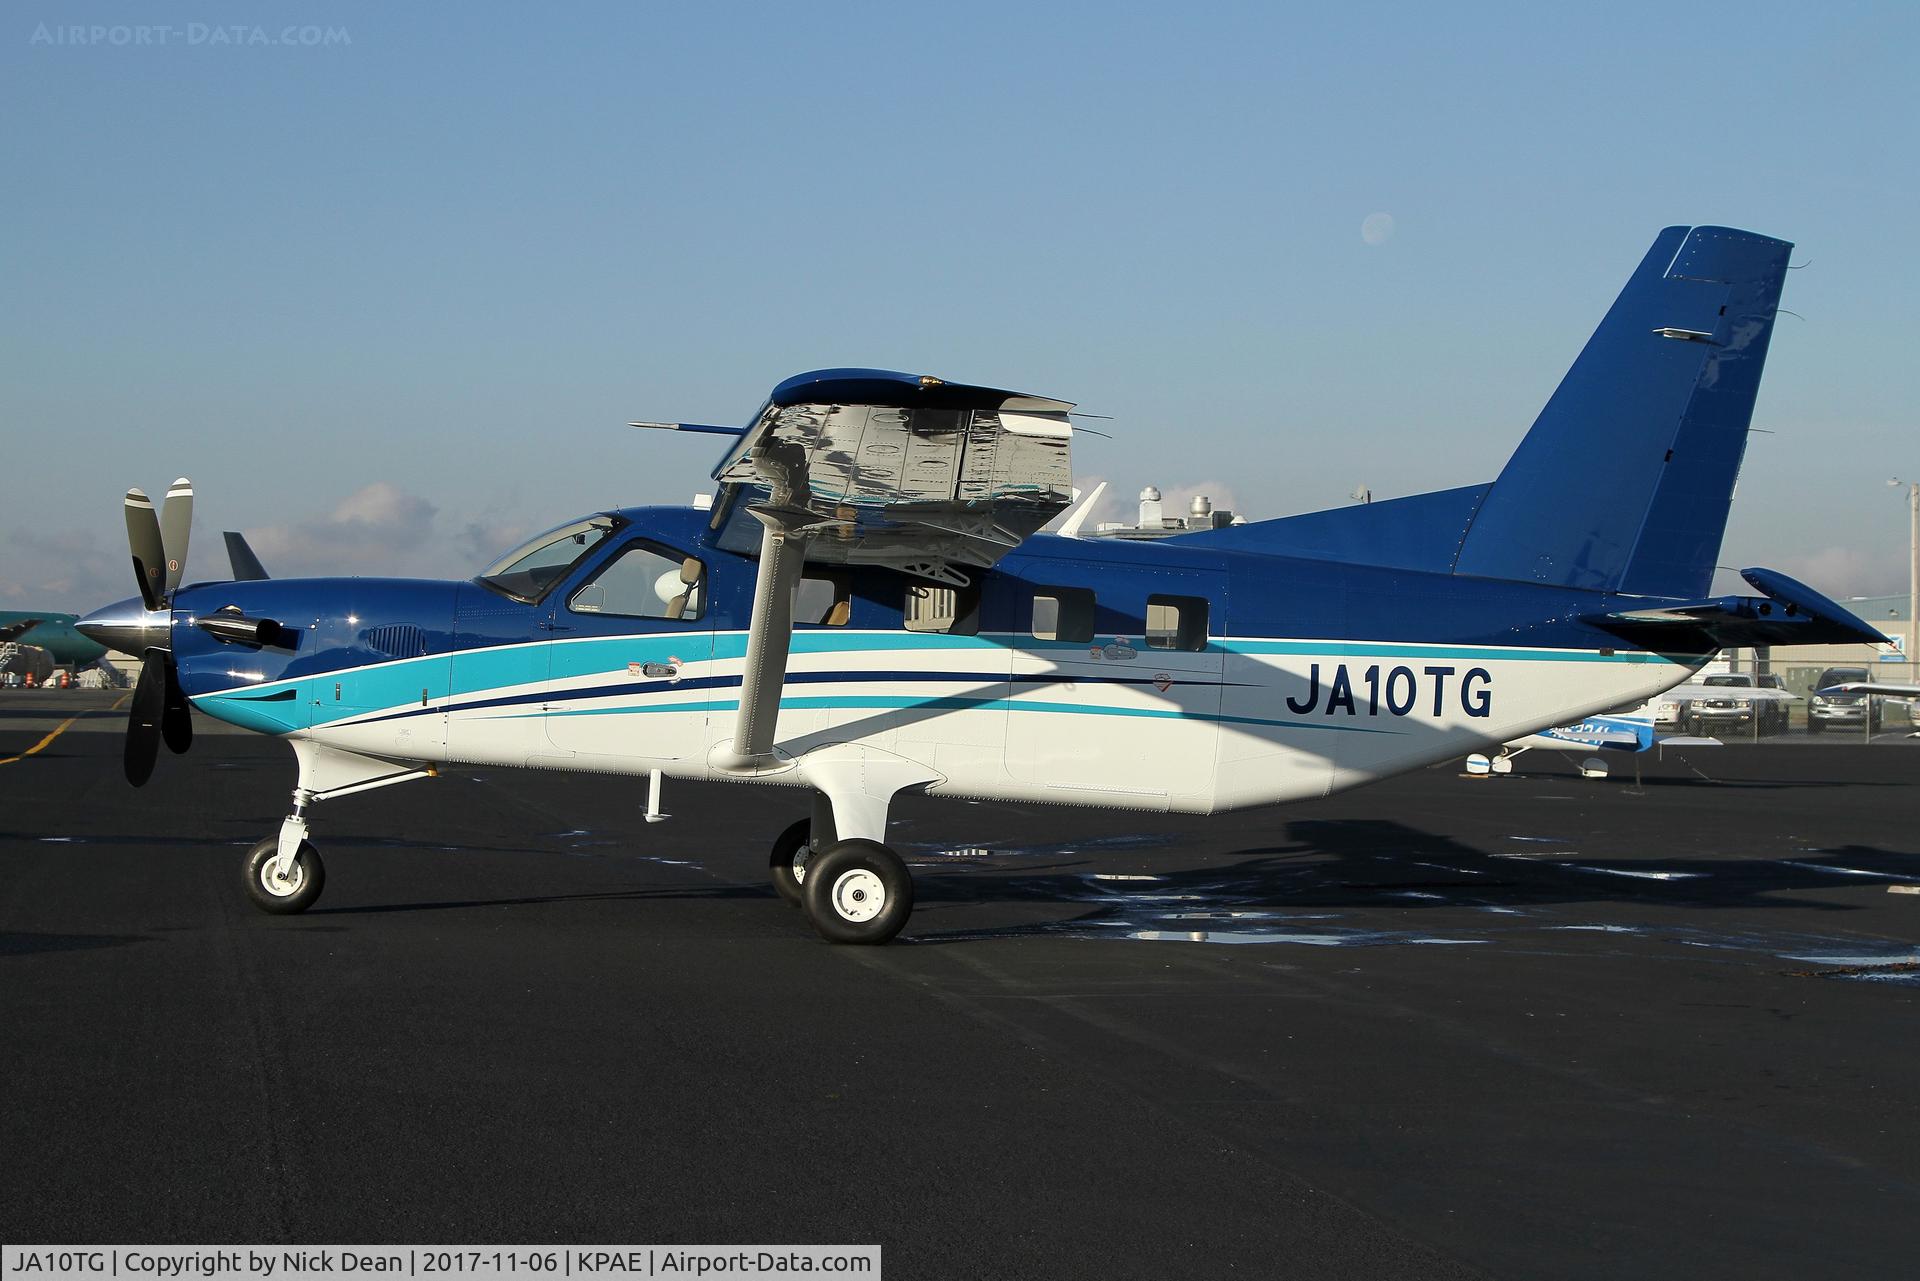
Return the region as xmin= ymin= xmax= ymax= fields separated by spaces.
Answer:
xmin=80 ymin=225 xmax=1887 ymax=943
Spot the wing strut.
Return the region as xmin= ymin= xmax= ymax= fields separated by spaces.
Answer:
xmin=713 ymin=505 xmax=832 ymax=771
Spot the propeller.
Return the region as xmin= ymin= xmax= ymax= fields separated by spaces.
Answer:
xmin=125 ymin=650 xmax=167 ymax=787
xmin=124 ymin=488 xmax=166 ymax=612
xmin=114 ymin=479 xmax=197 ymax=786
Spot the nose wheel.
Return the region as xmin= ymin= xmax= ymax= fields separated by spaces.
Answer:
xmin=243 ymin=836 xmax=326 ymax=914
xmin=801 ymin=839 xmax=913 ymax=945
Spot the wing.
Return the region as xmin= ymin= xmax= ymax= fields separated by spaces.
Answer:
xmin=0 ymin=618 xmax=43 ymax=643
xmin=685 ymin=369 xmax=1078 ymax=769
xmin=707 ymin=368 xmax=1075 ymax=584
xmin=1822 ymin=681 xmax=1920 ymax=698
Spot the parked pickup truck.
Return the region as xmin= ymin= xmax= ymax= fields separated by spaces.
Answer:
xmin=1683 ymin=673 xmax=1790 ymax=737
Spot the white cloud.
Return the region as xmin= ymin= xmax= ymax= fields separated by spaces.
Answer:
xmin=0 ymin=526 xmax=127 ymax=613
xmin=244 ymin=482 xmax=440 ymax=577
xmin=1764 ymin=544 xmax=1911 ymax=601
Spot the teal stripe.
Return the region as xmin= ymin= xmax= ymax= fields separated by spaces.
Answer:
xmin=486 ymin=692 xmax=1399 ymax=735
xmin=202 ymin=628 xmax=1688 ymax=732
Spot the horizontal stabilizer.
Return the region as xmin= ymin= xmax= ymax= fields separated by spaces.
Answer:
xmin=1590 ymin=566 xmax=1887 ymax=648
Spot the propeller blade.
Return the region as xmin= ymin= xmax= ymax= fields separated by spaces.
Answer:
xmin=159 ymin=477 xmax=194 ymax=597
xmin=161 ymin=658 xmax=193 ymax=755
xmin=124 ymin=488 xmax=165 ymax=613
xmin=124 ymin=652 xmax=166 ymax=787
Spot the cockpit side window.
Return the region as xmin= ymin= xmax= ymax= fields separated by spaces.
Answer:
xmin=568 ymin=543 xmax=706 ymax=621
xmin=477 ymin=517 xmax=619 ymax=603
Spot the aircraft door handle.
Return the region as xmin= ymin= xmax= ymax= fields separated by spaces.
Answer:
xmin=538 ymin=620 xmax=572 ymax=632
xmin=641 ymin=662 xmax=677 ymax=678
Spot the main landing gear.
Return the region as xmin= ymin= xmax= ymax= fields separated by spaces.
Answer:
xmin=768 ymin=814 xmax=914 ymax=946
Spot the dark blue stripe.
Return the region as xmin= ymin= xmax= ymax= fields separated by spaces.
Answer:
xmin=340 ymin=667 xmax=1235 ymax=728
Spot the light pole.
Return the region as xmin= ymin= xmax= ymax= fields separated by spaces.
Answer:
xmin=1893 ymin=478 xmax=1919 ymax=686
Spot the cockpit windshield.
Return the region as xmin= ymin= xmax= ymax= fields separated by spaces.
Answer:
xmin=476 ymin=516 xmax=618 ymax=603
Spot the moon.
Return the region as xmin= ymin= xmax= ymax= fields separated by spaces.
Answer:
xmin=1361 ymin=212 xmax=1395 ymax=246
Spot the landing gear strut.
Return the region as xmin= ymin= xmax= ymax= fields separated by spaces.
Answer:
xmin=768 ymin=787 xmax=916 ymax=944
xmin=240 ymin=740 xmax=434 ymax=917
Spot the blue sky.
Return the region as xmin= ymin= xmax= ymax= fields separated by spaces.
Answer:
xmin=3 ymin=1 xmax=1915 ymax=610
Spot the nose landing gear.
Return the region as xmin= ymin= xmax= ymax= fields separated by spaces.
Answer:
xmin=244 ymin=835 xmax=326 ymax=914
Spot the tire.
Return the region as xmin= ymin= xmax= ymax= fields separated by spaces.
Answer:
xmin=769 ymin=817 xmax=811 ymax=908
xmin=801 ymin=839 xmax=913 ymax=945
xmin=244 ymin=836 xmax=325 ymax=915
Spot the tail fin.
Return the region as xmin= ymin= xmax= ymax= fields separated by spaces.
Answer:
xmin=1452 ymin=225 xmax=1791 ymax=596
xmin=223 ymin=531 xmax=270 ymax=581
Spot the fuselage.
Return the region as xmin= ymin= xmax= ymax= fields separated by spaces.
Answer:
xmin=165 ymin=506 xmax=1708 ymax=814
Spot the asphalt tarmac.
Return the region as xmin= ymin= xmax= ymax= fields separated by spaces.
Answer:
xmin=3 ymin=691 xmax=1917 ymax=1279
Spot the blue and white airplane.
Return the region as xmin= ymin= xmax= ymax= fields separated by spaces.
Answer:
xmin=1470 ymin=710 xmax=1721 ymax=777
xmin=79 ymin=225 xmax=1887 ymax=943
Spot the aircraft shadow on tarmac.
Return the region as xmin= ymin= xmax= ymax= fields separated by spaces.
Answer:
xmin=892 ymin=821 xmax=1920 ymax=944
xmin=161 ymin=818 xmax=1913 ymax=952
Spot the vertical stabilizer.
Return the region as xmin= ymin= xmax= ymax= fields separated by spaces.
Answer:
xmin=1452 ymin=226 xmax=1791 ymax=597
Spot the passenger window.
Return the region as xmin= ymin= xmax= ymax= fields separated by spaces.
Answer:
xmin=797 ymin=572 xmax=851 ymax=626
xmin=570 ymin=544 xmax=704 ymax=621
xmin=1031 ymin=587 xmax=1096 ymax=643
xmin=903 ymin=580 xmax=980 ymax=635
xmin=1145 ymin=594 xmax=1208 ymax=651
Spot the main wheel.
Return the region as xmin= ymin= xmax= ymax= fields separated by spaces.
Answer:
xmin=769 ymin=817 xmax=812 ymax=908
xmin=244 ymin=836 xmax=325 ymax=915
xmin=801 ymin=839 xmax=913 ymax=945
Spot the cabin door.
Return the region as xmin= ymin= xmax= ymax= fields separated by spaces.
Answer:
xmin=543 ymin=539 xmax=715 ymax=764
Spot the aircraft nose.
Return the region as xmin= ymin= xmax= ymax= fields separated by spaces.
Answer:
xmin=77 ymin=595 xmax=171 ymax=656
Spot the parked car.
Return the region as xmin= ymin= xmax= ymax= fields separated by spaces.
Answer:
xmin=1684 ymin=673 xmax=1789 ymax=737
xmin=1806 ymin=666 xmax=1881 ymax=734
